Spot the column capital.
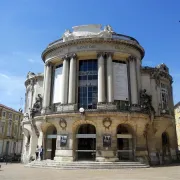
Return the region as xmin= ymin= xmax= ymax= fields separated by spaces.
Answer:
xmin=62 ymin=54 xmax=70 ymax=61
xmin=127 ymin=55 xmax=136 ymax=62
xmin=105 ymin=52 xmax=114 ymax=58
xmin=69 ymin=53 xmax=77 ymax=59
xmin=97 ymin=52 xmax=105 ymax=58
xmin=45 ymin=61 xmax=53 ymax=67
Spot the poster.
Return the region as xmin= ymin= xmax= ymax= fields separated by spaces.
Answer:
xmin=113 ymin=62 xmax=129 ymax=101
xmin=60 ymin=135 xmax=68 ymax=147
xmin=103 ymin=135 xmax=111 ymax=147
xmin=53 ymin=66 xmax=63 ymax=103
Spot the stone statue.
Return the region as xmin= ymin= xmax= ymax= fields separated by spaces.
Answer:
xmin=30 ymin=94 xmax=43 ymax=119
xmin=27 ymin=71 xmax=35 ymax=79
xmin=104 ymin=25 xmax=113 ymax=32
xmin=62 ymin=29 xmax=73 ymax=41
xmin=140 ymin=89 xmax=155 ymax=123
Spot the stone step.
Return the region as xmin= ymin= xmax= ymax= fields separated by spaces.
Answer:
xmin=26 ymin=160 xmax=149 ymax=169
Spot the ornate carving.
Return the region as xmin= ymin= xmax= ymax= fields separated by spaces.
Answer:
xmin=127 ymin=55 xmax=136 ymax=62
xmin=103 ymin=117 xmax=112 ymax=129
xmin=59 ymin=118 xmax=67 ymax=130
xmin=105 ymin=52 xmax=113 ymax=58
xmin=30 ymin=94 xmax=43 ymax=119
xmin=140 ymin=89 xmax=155 ymax=123
xmin=97 ymin=52 xmax=105 ymax=58
xmin=27 ymin=72 xmax=35 ymax=79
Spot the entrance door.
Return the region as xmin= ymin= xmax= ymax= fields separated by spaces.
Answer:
xmin=45 ymin=126 xmax=57 ymax=160
xmin=76 ymin=124 xmax=96 ymax=160
xmin=117 ymin=125 xmax=133 ymax=161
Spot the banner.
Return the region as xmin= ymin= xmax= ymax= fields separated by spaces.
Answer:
xmin=113 ymin=62 xmax=129 ymax=101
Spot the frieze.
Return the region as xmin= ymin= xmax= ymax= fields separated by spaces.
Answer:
xmin=43 ymin=38 xmax=144 ymax=61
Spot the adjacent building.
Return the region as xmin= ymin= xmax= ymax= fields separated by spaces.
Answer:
xmin=0 ymin=104 xmax=23 ymax=156
xmin=174 ymin=102 xmax=180 ymax=150
xmin=21 ymin=24 xmax=178 ymax=165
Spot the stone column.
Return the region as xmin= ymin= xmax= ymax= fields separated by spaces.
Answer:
xmin=106 ymin=52 xmax=114 ymax=103
xmin=68 ymin=54 xmax=77 ymax=104
xmin=128 ymin=56 xmax=138 ymax=106
xmin=61 ymin=55 xmax=69 ymax=104
xmin=42 ymin=62 xmax=52 ymax=112
xmin=97 ymin=52 xmax=105 ymax=103
xmin=35 ymin=121 xmax=44 ymax=161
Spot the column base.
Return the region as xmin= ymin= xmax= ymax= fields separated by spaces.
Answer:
xmin=54 ymin=150 xmax=74 ymax=162
xmin=130 ymin=104 xmax=141 ymax=111
xmin=96 ymin=150 xmax=119 ymax=162
xmin=97 ymin=103 xmax=117 ymax=110
xmin=55 ymin=104 xmax=77 ymax=112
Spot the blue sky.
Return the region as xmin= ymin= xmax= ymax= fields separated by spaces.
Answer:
xmin=0 ymin=0 xmax=180 ymax=110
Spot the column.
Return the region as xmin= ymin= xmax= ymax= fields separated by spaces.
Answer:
xmin=61 ymin=55 xmax=69 ymax=104
xmin=106 ymin=52 xmax=114 ymax=103
xmin=35 ymin=121 xmax=44 ymax=161
xmin=68 ymin=54 xmax=77 ymax=104
xmin=128 ymin=56 xmax=138 ymax=105
xmin=97 ymin=52 xmax=105 ymax=103
xmin=42 ymin=62 xmax=52 ymax=111
xmin=136 ymin=58 xmax=141 ymax=103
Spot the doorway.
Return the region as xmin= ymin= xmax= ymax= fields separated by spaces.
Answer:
xmin=76 ymin=124 xmax=96 ymax=160
xmin=117 ymin=124 xmax=134 ymax=161
xmin=162 ymin=132 xmax=171 ymax=163
xmin=45 ymin=126 xmax=57 ymax=160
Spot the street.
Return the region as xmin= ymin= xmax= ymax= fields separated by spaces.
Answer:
xmin=0 ymin=163 xmax=180 ymax=180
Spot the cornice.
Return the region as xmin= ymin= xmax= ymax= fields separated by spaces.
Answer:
xmin=41 ymin=38 xmax=145 ymax=62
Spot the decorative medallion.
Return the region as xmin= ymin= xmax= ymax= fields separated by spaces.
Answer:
xmin=59 ymin=118 xmax=67 ymax=130
xmin=103 ymin=117 xmax=112 ymax=129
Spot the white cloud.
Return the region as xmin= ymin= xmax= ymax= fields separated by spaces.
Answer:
xmin=0 ymin=73 xmax=10 ymax=79
xmin=28 ymin=58 xmax=35 ymax=63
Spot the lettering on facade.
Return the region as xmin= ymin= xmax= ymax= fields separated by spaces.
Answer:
xmin=77 ymin=44 xmax=96 ymax=50
xmin=114 ymin=45 xmax=126 ymax=51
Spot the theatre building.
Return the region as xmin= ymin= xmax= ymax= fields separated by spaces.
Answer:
xmin=22 ymin=24 xmax=178 ymax=166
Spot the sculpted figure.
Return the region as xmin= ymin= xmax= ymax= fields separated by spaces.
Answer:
xmin=30 ymin=94 xmax=43 ymax=119
xmin=140 ymin=89 xmax=155 ymax=123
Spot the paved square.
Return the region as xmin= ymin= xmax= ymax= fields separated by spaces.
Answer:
xmin=0 ymin=163 xmax=180 ymax=180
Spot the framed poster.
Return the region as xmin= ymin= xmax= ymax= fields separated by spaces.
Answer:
xmin=60 ymin=135 xmax=68 ymax=147
xmin=103 ymin=134 xmax=111 ymax=147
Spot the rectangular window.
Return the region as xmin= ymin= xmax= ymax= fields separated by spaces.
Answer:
xmin=8 ymin=113 xmax=12 ymax=120
xmin=0 ymin=122 xmax=5 ymax=134
xmin=2 ymin=111 xmax=6 ymax=118
xmin=160 ymin=83 xmax=168 ymax=110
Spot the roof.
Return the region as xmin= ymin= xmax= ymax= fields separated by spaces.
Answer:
xmin=174 ymin=102 xmax=180 ymax=109
xmin=0 ymin=104 xmax=23 ymax=114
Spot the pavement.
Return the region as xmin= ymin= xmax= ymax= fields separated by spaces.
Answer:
xmin=0 ymin=163 xmax=180 ymax=180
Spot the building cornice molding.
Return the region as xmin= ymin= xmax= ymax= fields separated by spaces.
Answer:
xmin=42 ymin=38 xmax=145 ymax=62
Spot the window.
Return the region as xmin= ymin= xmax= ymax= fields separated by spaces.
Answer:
xmin=2 ymin=111 xmax=6 ymax=118
xmin=8 ymin=113 xmax=12 ymax=120
xmin=16 ymin=115 xmax=19 ymax=121
xmin=7 ymin=121 xmax=12 ymax=137
xmin=78 ymin=60 xmax=98 ymax=109
xmin=160 ymin=83 xmax=168 ymax=110
xmin=0 ymin=121 xmax=5 ymax=134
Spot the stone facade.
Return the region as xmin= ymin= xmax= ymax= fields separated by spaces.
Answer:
xmin=0 ymin=104 xmax=23 ymax=156
xmin=174 ymin=102 xmax=180 ymax=150
xmin=21 ymin=24 xmax=178 ymax=166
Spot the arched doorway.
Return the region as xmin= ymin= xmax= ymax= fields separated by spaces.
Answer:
xmin=76 ymin=124 xmax=96 ymax=161
xmin=162 ymin=132 xmax=171 ymax=163
xmin=117 ymin=124 xmax=134 ymax=161
xmin=45 ymin=125 xmax=57 ymax=160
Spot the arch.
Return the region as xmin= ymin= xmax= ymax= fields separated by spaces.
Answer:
xmin=75 ymin=123 xmax=96 ymax=161
xmin=116 ymin=124 xmax=134 ymax=161
xmin=161 ymin=131 xmax=171 ymax=163
xmin=44 ymin=124 xmax=57 ymax=160
xmin=117 ymin=124 xmax=135 ymax=135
